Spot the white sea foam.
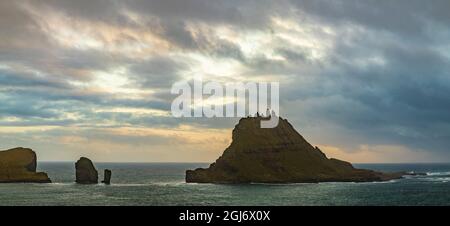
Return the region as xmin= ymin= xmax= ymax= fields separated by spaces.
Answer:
xmin=111 ymin=183 xmax=152 ymax=187
xmin=153 ymin=181 xmax=186 ymax=186
xmin=426 ymin=171 xmax=450 ymax=176
xmin=49 ymin=182 xmax=75 ymax=186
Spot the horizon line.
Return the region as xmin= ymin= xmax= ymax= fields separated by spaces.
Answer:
xmin=36 ymin=161 xmax=450 ymax=164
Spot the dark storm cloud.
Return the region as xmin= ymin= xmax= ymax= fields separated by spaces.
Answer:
xmin=0 ymin=1 xmax=44 ymax=43
xmin=128 ymin=57 xmax=186 ymax=89
xmin=29 ymin=0 xmax=127 ymax=25
xmin=124 ymin=0 xmax=278 ymax=28
xmin=289 ymin=0 xmax=450 ymax=41
xmin=280 ymin=1 xmax=450 ymax=155
xmin=0 ymin=68 xmax=69 ymax=89
xmin=24 ymin=0 xmax=284 ymax=50
xmin=136 ymin=0 xmax=274 ymax=50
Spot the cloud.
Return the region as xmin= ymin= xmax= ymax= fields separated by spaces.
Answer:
xmin=279 ymin=4 xmax=450 ymax=158
xmin=128 ymin=56 xmax=186 ymax=89
xmin=1 ymin=0 xmax=450 ymax=162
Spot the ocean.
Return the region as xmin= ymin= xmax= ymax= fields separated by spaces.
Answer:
xmin=1 ymin=162 xmax=450 ymax=206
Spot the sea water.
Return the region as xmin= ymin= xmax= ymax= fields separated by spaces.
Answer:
xmin=1 ymin=162 xmax=450 ymax=206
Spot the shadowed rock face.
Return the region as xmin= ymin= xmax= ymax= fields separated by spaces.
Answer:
xmin=0 ymin=147 xmax=51 ymax=183
xmin=102 ymin=169 xmax=112 ymax=185
xmin=75 ymin=157 xmax=98 ymax=184
xmin=186 ymin=117 xmax=404 ymax=183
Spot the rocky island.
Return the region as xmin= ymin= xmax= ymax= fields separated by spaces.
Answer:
xmin=0 ymin=147 xmax=51 ymax=183
xmin=186 ymin=116 xmax=404 ymax=183
xmin=75 ymin=157 xmax=98 ymax=184
xmin=102 ymin=169 xmax=112 ymax=185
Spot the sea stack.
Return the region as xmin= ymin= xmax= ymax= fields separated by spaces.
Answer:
xmin=186 ymin=116 xmax=404 ymax=183
xmin=102 ymin=169 xmax=112 ymax=185
xmin=0 ymin=147 xmax=51 ymax=183
xmin=75 ymin=157 xmax=98 ymax=184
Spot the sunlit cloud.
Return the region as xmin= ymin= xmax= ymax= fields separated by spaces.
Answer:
xmin=1 ymin=0 xmax=450 ymax=162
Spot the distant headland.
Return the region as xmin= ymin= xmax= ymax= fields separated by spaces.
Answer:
xmin=186 ymin=116 xmax=407 ymax=183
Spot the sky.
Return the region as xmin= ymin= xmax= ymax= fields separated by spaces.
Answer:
xmin=1 ymin=0 xmax=450 ymax=163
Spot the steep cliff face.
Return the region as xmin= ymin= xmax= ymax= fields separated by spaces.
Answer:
xmin=0 ymin=147 xmax=51 ymax=183
xmin=186 ymin=117 xmax=403 ymax=183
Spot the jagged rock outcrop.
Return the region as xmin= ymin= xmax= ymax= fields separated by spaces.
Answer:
xmin=75 ymin=157 xmax=98 ymax=184
xmin=186 ymin=117 xmax=404 ymax=183
xmin=0 ymin=147 xmax=51 ymax=183
xmin=102 ymin=169 xmax=112 ymax=185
